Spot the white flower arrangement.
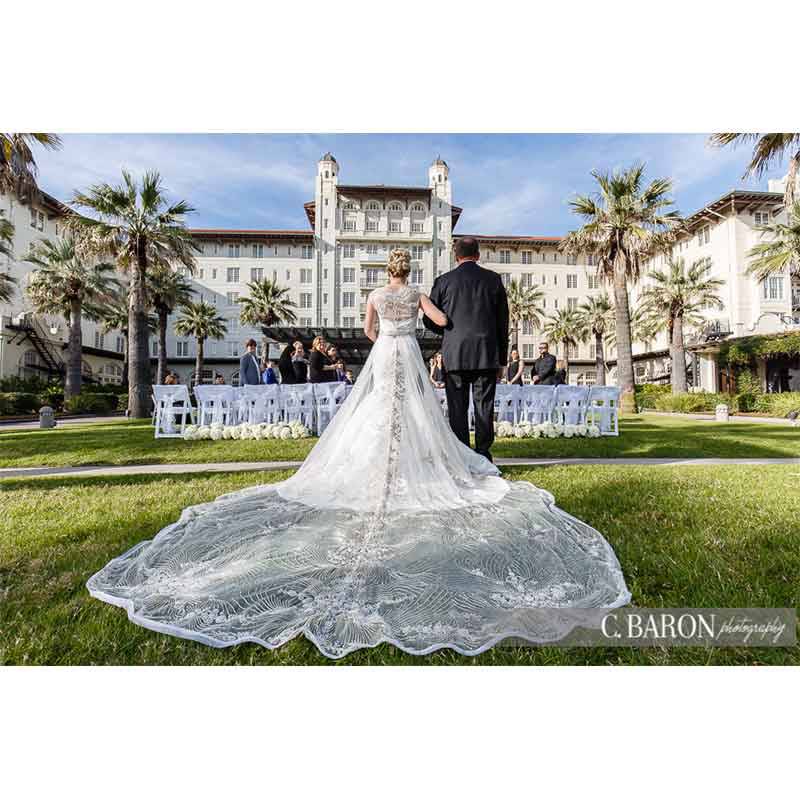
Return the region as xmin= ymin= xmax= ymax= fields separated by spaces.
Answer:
xmin=493 ymin=419 xmax=602 ymax=439
xmin=182 ymin=421 xmax=312 ymax=441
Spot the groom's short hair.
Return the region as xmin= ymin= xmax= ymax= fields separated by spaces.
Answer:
xmin=455 ymin=237 xmax=480 ymax=260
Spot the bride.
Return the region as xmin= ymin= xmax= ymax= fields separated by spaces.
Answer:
xmin=88 ymin=249 xmax=630 ymax=658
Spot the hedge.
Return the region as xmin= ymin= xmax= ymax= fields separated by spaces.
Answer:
xmin=0 ymin=392 xmax=42 ymax=416
xmin=653 ymin=392 xmax=740 ymax=414
xmin=63 ymin=392 xmax=118 ymax=415
xmin=634 ymin=384 xmax=671 ymax=411
xmin=752 ymin=392 xmax=800 ymax=418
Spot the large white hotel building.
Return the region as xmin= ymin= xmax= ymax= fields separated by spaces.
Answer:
xmin=1 ymin=152 xmax=798 ymax=391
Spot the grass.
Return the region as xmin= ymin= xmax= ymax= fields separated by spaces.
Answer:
xmin=1 ymin=414 xmax=799 ymax=469
xmin=1 ymin=465 xmax=797 ymax=665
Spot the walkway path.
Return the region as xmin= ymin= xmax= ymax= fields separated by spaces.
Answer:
xmin=644 ymin=411 xmax=795 ymax=425
xmin=2 ymin=457 xmax=799 ymax=480
xmin=0 ymin=414 xmax=124 ymax=431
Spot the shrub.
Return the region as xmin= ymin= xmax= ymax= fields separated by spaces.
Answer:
xmin=0 ymin=375 xmax=56 ymax=393
xmin=39 ymin=385 xmax=65 ymax=411
xmin=754 ymin=392 xmax=800 ymax=418
xmin=635 ymin=383 xmax=671 ymax=410
xmin=63 ymin=392 xmax=118 ymax=415
xmin=0 ymin=392 xmax=43 ymax=416
xmin=654 ymin=392 xmax=738 ymax=414
xmin=117 ymin=393 xmax=129 ymax=412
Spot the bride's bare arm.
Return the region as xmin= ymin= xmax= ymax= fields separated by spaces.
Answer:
xmin=363 ymin=299 xmax=378 ymax=342
xmin=419 ymin=293 xmax=447 ymax=327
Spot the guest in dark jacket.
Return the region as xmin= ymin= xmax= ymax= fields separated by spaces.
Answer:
xmin=277 ymin=344 xmax=297 ymax=384
xmin=292 ymin=341 xmax=308 ymax=383
xmin=239 ymin=339 xmax=262 ymax=386
xmin=553 ymin=358 xmax=568 ymax=386
xmin=309 ymin=336 xmax=336 ymax=383
xmin=530 ymin=342 xmax=557 ymax=385
xmin=328 ymin=345 xmax=346 ymax=382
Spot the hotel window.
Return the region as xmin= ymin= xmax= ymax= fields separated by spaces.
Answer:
xmin=587 ymin=254 xmax=595 ymax=266
xmin=272 ymin=270 xmax=277 ymax=281
xmin=342 ymin=292 xmax=355 ymax=308
xmin=500 ymin=273 xmax=511 ymax=287
xmin=567 ymin=274 xmax=578 ymax=289
xmin=227 ymin=267 xmax=240 ymax=282
xmin=499 ymin=250 xmax=511 ymax=264
xmin=567 ymin=297 xmax=578 ymax=311
xmin=521 ymin=274 xmax=534 ymax=288
xmin=521 ymin=251 xmax=532 ymax=265
xmin=343 ymin=201 xmax=356 ymax=210
xmin=523 ymin=344 xmax=535 ymax=359
xmin=367 ymin=202 xmax=380 ymax=211
xmin=151 ymin=339 xmax=159 ymax=356
xmin=587 ymin=274 xmax=599 ymax=290
xmin=211 ymin=269 xmax=217 ymax=280
xmin=540 ymin=274 xmax=546 ymax=285
xmin=566 ymin=255 xmax=577 ymax=266
xmin=365 ymin=243 xmax=379 ymax=255
xmin=226 ymin=291 xmax=239 ymax=305
xmin=438 ymin=248 xmax=443 ymax=258
xmin=552 ymin=253 xmax=559 ymax=263
xmin=697 ymin=226 xmax=710 ymax=246
xmin=552 ymin=274 xmax=558 ymax=286
xmin=177 ymin=341 xmax=189 ymax=357
xmin=754 ymin=211 xmax=770 ymax=226
xmin=343 ymin=217 xmax=356 ymax=232
xmin=437 ymin=220 xmax=443 ymax=232
xmin=228 ymin=244 xmax=240 ymax=258
xmin=342 ymin=316 xmax=355 ymax=327
xmin=300 ymin=317 xmax=312 ymax=326
xmin=198 ymin=269 xmax=205 ymax=280
xmin=94 ymin=331 xmax=105 ymax=349
xmin=567 ymin=343 xmax=578 ymax=359
xmin=323 ymin=293 xmax=328 ymax=305
xmin=342 ymin=244 xmax=355 ymax=258
xmin=229 ymin=342 xmax=239 ymax=357
xmin=116 ymin=336 xmax=124 ymax=353
xmin=324 ymin=219 xmax=328 ymax=229
xmin=388 ymin=203 xmax=402 ymax=211
xmin=366 ymin=268 xmax=382 ymax=284
xmin=410 ymin=268 xmax=423 ymax=284
xmin=553 ymin=298 xmax=558 ymax=309
xmin=300 ymin=293 xmax=312 ymax=309
xmin=252 ymin=244 xmax=264 ymax=258
xmin=300 ymin=268 xmax=312 ymax=284
xmin=389 ymin=221 xmax=401 ymax=233
xmin=522 ymin=319 xmax=536 ymax=335
xmin=589 ymin=344 xmax=596 ymax=360
xmin=30 ymin=209 xmax=44 ymax=230
xmin=286 ymin=270 xmax=290 ymax=280
xmin=227 ymin=317 xmax=240 ymax=333
xmin=250 ymin=267 xmax=263 ymax=282
xmin=541 ymin=297 xmax=547 ymax=308
xmin=274 ymin=246 xmax=279 ymax=256
xmin=343 ymin=267 xmax=355 ymax=283
xmin=411 ymin=245 xmax=424 ymax=260
xmin=762 ymin=276 xmax=784 ymax=301
xmin=411 ymin=222 xmax=424 ymax=233
xmin=287 ymin=246 xmax=293 ymax=257
xmin=366 ymin=219 xmax=378 ymax=232
xmin=323 ymin=269 xmax=328 ymax=279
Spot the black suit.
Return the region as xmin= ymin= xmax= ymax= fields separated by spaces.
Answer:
xmin=423 ymin=260 xmax=509 ymax=460
xmin=531 ymin=353 xmax=557 ymax=385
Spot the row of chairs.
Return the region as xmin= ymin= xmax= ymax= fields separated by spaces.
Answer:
xmin=433 ymin=384 xmax=620 ymax=436
xmin=152 ymin=383 xmax=352 ymax=438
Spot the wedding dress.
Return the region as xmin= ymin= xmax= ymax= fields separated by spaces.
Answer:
xmin=87 ymin=285 xmax=630 ymax=658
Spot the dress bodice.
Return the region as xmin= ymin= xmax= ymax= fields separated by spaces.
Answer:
xmin=369 ymin=285 xmax=419 ymax=336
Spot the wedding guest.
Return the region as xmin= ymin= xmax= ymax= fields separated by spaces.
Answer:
xmin=553 ymin=359 xmax=568 ymax=386
xmin=344 ymin=370 xmax=354 ymax=385
xmin=309 ymin=336 xmax=336 ymax=383
xmin=277 ymin=344 xmax=297 ymax=384
xmin=239 ymin=339 xmax=262 ymax=386
xmin=328 ymin=345 xmax=346 ymax=382
xmin=292 ymin=340 xmax=309 ymax=383
xmin=430 ymin=352 xmax=445 ymax=388
xmin=262 ymin=360 xmax=278 ymax=385
xmin=530 ymin=342 xmax=557 ymax=385
xmin=506 ymin=348 xmax=524 ymax=385
xmin=214 ymin=374 xmax=226 ymax=385
xmin=164 ymin=373 xmax=177 ymax=386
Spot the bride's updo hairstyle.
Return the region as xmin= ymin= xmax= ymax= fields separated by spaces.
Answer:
xmin=387 ymin=248 xmax=411 ymax=279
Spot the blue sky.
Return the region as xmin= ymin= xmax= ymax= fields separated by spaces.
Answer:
xmin=34 ymin=134 xmax=786 ymax=237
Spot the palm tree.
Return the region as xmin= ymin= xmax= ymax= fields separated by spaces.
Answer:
xmin=238 ymin=278 xmax=298 ymax=360
xmin=68 ymin=170 xmax=198 ymax=417
xmin=174 ymin=300 xmax=227 ymax=387
xmin=0 ymin=211 xmax=17 ymax=303
xmin=639 ymin=257 xmax=725 ymax=393
xmin=542 ymin=309 xmax=583 ymax=370
xmin=0 ymin=133 xmax=62 ymax=201
xmin=25 ymin=238 xmax=119 ymax=399
xmin=505 ymin=279 xmax=545 ymax=355
xmin=746 ymin=200 xmax=800 ymax=281
xmin=576 ymin=293 xmax=612 ymax=386
xmin=148 ymin=266 xmax=194 ymax=384
xmin=94 ymin=291 xmax=157 ymax=388
xmin=709 ymin=133 xmax=800 ymax=206
xmin=560 ymin=164 xmax=683 ymax=412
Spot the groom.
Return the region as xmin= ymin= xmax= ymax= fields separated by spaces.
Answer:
xmin=423 ymin=237 xmax=509 ymax=462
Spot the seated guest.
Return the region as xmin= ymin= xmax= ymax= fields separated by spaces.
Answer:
xmin=309 ymin=336 xmax=336 ymax=383
xmin=553 ymin=359 xmax=568 ymax=386
xmin=344 ymin=370 xmax=354 ymax=386
xmin=213 ymin=374 xmax=225 ymax=385
xmin=239 ymin=339 xmax=262 ymax=386
xmin=262 ymin=360 xmax=278 ymax=385
xmin=430 ymin=352 xmax=445 ymax=388
xmin=164 ymin=373 xmax=177 ymax=386
xmin=531 ymin=342 xmax=557 ymax=385
xmin=291 ymin=341 xmax=308 ymax=383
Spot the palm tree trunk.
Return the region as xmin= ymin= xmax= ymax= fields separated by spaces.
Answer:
xmin=262 ymin=335 xmax=269 ymax=365
xmin=195 ymin=338 xmax=204 ymax=387
xmin=158 ymin=307 xmax=169 ymax=384
xmin=671 ymin=314 xmax=688 ymax=393
xmin=121 ymin=333 xmax=129 ymax=387
xmin=595 ymin=331 xmax=606 ymax=386
xmin=65 ymin=299 xmax=83 ymax=400
xmin=613 ymin=268 xmax=636 ymax=413
xmin=128 ymin=244 xmax=151 ymax=418
xmin=785 ymin=151 xmax=798 ymax=207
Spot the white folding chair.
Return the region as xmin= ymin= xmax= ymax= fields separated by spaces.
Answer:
xmin=153 ymin=385 xmax=195 ymax=438
xmin=587 ymin=385 xmax=620 ymax=436
xmin=238 ymin=384 xmax=276 ymax=425
xmin=494 ymin=384 xmax=520 ymax=424
xmin=554 ymin=385 xmax=590 ymax=426
xmin=282 ymin=383 xmax=316 ymax=431
xmin=520 ymin=385 xmax=558 ymax=425
xmin=313 ymin=382 xmax=349 ymax=435
xmin=194 ymin=385 xmax=236 ymax=426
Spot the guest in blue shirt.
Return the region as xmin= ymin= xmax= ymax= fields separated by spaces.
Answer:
xmin=262 ymin=360 xmax=278 ymax=385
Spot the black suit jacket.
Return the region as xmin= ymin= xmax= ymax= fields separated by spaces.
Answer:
xmin=422 ymin=261 xmax=509 ymax=371
xmin=531 ymin=353 xmax=557 ymax=384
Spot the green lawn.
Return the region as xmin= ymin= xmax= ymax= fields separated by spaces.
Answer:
xmin=1 ymin=414 xmax=798 ymax=469
xmin=1 ymin=465 xmax=797 ymax=665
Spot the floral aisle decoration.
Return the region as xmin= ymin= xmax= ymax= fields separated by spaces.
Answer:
xmin=494 ymin=420 xmax=601 ymax=439
xmin=182 ymin=420 xmax=312 ymax=441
